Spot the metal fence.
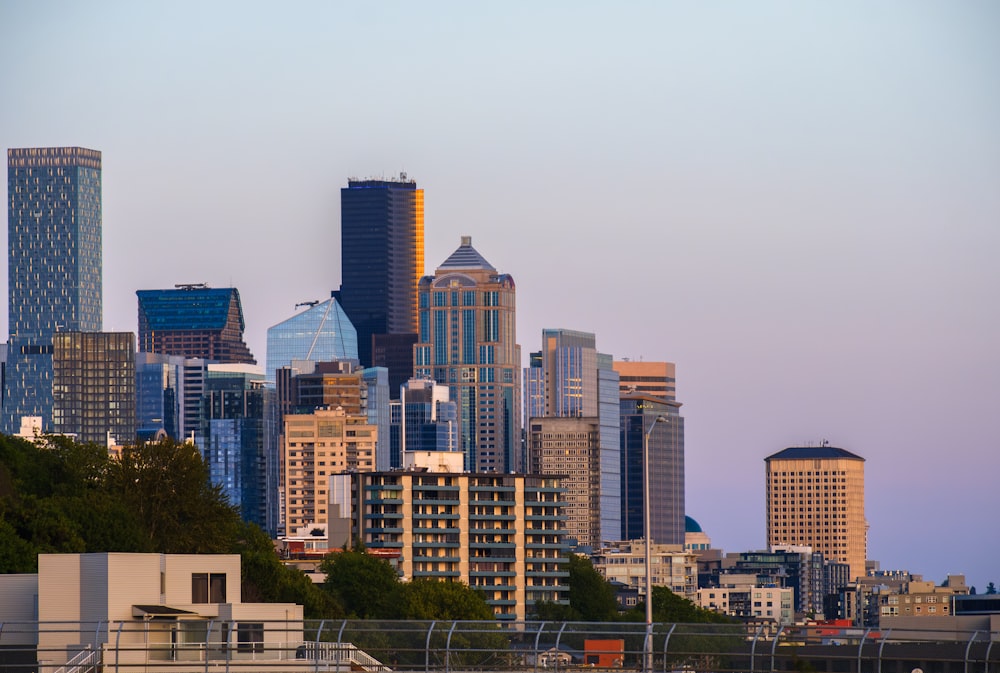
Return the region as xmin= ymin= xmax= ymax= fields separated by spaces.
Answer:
xmin=0 ymin=620 xmax=997 ymax=673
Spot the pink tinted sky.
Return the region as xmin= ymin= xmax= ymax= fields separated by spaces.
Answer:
xmin=1 ymin=1 xmax=998 ymax=589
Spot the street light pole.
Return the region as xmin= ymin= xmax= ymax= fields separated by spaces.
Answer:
xmin=643 ymin=414 xmax=668 ymax=672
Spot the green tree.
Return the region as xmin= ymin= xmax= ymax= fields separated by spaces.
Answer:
xmin=624 ymin=585 xmax=736 ymax=624
xmin=396 ymin=578 xmax=495 ymax=620
xmin=106 ymin=438 xmax=241 ymax=553
xmin=567 ymin=554 xmax=619 ymax=621
xmin=0 ymin=518 xmax=38 ymax=573
xmin=236 ymin=521 xmax=343 ymax=618
xmin=986 ymin=582 xmax=997 ymax=595
xmin=532 ymin=553 xmax=619 ymax=621
xmin=319 ymin=548 xmax=400 ymax=618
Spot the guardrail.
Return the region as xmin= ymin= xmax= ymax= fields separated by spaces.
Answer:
xmin=0 ymin=620 xmax=996 ymax=673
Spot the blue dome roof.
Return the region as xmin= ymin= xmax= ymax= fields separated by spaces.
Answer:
xmin=685 ymin=516 xmax=703 ymax=533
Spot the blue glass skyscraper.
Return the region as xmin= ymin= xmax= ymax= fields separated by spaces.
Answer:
xmin=4 ymin=147 xmax=102 ymax=433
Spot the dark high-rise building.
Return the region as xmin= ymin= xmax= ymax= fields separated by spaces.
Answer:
xmin=5 ymin=147 xmax=103 ymax=433
xmin=52 ymin=331 xmax=135 ymax=445
xmin=336 ymin=176 xmax=423 ymax=374
xmin=372 ymin=332 xmax=419 ymax=397
xmin=136 ymin=285 xmax=256 ymax=364
xmin=620 ymin=393 xmax=685 ymax=545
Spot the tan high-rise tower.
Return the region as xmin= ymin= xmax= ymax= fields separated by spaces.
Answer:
xmin=765 ymin=445 xmax=867 ymax=580
xmin=413 ymin=236 xmax=520 ymax=473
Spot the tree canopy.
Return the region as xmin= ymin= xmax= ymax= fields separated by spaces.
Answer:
xmin=0 ymin=434 xmax=332 ymax=616
xmin=319 ymin=545 xmax=496 ymax=621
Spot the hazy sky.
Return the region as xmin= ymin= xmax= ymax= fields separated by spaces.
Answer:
xmin=2 ymin=1 xmax=998 ymax=589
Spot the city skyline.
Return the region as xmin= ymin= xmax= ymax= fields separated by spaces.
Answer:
xmin=1 ymin=2 xmax=997 ymax=589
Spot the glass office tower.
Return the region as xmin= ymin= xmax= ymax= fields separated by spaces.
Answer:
xmin=5 ymin=147 xmax=103 ymax=433
xmin=620 ymin=394 xmax=686 ymax=545
xmin=264 ymin=297 xmax=358 ymax=385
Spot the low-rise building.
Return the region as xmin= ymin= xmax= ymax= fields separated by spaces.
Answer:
xmin=696 ymin=582 xmax=794 ymax=625
xmin=590 ymin=540 xmax=698 ymax=601
xmin=879 ymin=574 xmax=969 ymax=619
xmin=0 ymin=553 xmax=323 ymax=673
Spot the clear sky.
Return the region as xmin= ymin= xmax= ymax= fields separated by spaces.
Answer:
xmin=2 ymin=1 xmax=998 ymax=590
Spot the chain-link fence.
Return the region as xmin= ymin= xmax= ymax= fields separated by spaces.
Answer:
xmin=0 ymin=620 xmax=996 ymax=673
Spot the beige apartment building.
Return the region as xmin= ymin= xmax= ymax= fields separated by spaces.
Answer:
xmin=590 ymin=540 xmax=698 ymax=601
xmin=765 ymin=445 xmax=867 ymax=581
xmin=281 ymin=405 xmax=377 ymax=531
xmin=527 ymin=416 xmax=602 ymax=548
xmin=333 ymin=455 xmax=570 ymax=621
xmin=697 ymin=582 xmax=795 ymax=624
xmin=879 ymin=575 xmax=969 ymax=619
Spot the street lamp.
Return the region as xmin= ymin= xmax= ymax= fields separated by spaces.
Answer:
xmin=643 ymin=414 xmax=668 ymax=672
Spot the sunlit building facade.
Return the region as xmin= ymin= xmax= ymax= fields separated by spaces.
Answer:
xmin=613 ymin=360 xmax=676 ymax=400
xmin=280 ymin=406 xmax=377 ymax=532
xmin=338 ymin=466 xmax=569 ymax=620
xmin=413 ymin=236 xmax=521 ymax=472
xmin=591 ymin=539 xmax=698 ymax=601
xmin=5 ymin=147 xmax=103 ymax=433
xmin=765 ymin=445 xmax=867 ymax=581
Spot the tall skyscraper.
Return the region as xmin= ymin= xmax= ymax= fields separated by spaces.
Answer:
xmin=620 ymin=393 xmax=685 ymax=545
xmin=5 ymin=147 xmax=103 ymax=433
xmin=525 ymin=328 xmax=622 ymax=546
xmin=136 ymin=285 xmax=255 ymax=364
xmin=765 ymin=444 xmax=867 ymax=581
xmin=413 ymin=236 xmax=521 ymax=472
xmin=336 ymin=176 xmax=424 ymax=373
